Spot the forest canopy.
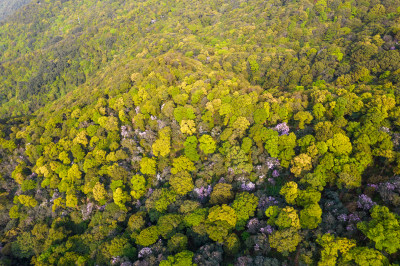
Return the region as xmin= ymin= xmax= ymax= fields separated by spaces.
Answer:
xmin=1 ymin=0 xmax=400 ymax=265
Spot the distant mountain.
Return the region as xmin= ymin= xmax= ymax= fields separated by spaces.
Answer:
xmin=0 ymin=0 xmax=30 ymax=21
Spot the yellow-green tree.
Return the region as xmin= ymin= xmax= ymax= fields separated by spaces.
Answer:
xmin=93 ymin=182 xmax=107 ymax=204
xmin=152 ymin=127 xmax=171 ymax=157
xmin=170 ymin=171 xmax=194 ymax=196
xmin=130 ymin=174 xmax=147 ymax=199
xmin=199 ymin=135 xmax=216 ymax=155
xmin=140 ymin=157 xmax=157 ymax=176
xmin=180 ymin=120 xmax=196 ymax=135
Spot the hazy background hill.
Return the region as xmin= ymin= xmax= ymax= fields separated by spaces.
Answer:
xmin=0 ymin=0 xmax=30 ymax=21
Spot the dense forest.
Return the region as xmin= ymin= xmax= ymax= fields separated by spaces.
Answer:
xmin=1 ymin=0 xmax=400 ymax=265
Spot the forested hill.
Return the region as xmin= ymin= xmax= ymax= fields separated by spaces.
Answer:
xmin=1 ymin=0 xmax=400 ymax=118
xmin=1 ymin=0 xmax=400 ymax=265
xmin=0 ymin=0 xmax=30 ymax=21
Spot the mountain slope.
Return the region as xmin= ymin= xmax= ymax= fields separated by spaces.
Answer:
xmin=1 ymin=0 xmax=400 ymax=265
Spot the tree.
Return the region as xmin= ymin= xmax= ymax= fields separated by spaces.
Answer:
xmin=253 ymin=108 xmax=269 ymax=124
xmin=264 ymin=129 xmax=279 ymax=157
xmin=269 ymin=228 xmax=302 ymax=255
xmin=294 ymin=111 xmax=313 ymax=129
xmin=199 ymin=135 xmax=216 ymax=155
xmin=58 ymin=151 xmax=71 ymax=165
xmin=67 ymin=164 xmax=82 ymax=183
xmin=174 ymin=106 xmax=196 ymax=123
xmin=206 ymin=204 xmax=237 ymax=242
xmin=210 ymin=183 xmax=234 ymax=205
xmin=296 ymin=188 xmax=321 ymax=206
xmin=326 ymin=133 xmax=352 ymax=156
xmin=130 ymin=174 xmax=147 ymax=199
xmin=66 ymin=192 xmax=78 ymax=208
xmin=231 ymin=192 xmax=259 ymax=228
xmin=223 ymin=233 xmax=240 ymax=255
xmin=317 ymin=234 xmax=356 ymax=265
xmin=299 ymin=203 xmax=322 ymax=229
xmin=313 ymin=103 xmax=326 ymax=120
xmin=152 ymin=126 xmax=171 ymax=157
xmin=184 ymin=136 xmax=200 ymax=161
xmin=180 ymin=120 xmax=196 ymax=135
xmin=113 ymin=188 xmax=129 ymax=211
xmin=278 ymin=132 xmax=297 ymax=168
xmin=168 ymin=233 xmax=188 ymax=252
xmin=98 ymin=116 xmax=119 ymax=131
xmin=128 ymin=213 xmax=145 ymax=233
xmin=140 ymin=157 xmax=157 ymax=175
xmin=337 ymin=163 xmax=362 ymax=189
xmin=275 ymin=207 xmax=301 ymax=230
xmin=232 ymin=116 xmax=250 ymax=136
xmin=357 ymin=205 xmax=400 ymax=254
xmin=342 ymin=247 xmax=389 ymax=266
xmin=11 ymin=232 xmax=35 ymax=259
xmin=18 ymin=195 xmax=38 ymax=208
xmin=170 ymin=171 xmax=194 ymax=196
xmin=280 ymin=181 xmax=299 ymax=205
xmin=290 ymin=153 xmax=312 ymax=177
xmin=73 ymin=130 xmax=89 ymax=147
xmin=136 ymin=226 xmax=159 ymax=247
xmin=103 ymin=237 xmax=136 ymax=259
xmin=93 ymin=182 xmax=107 ymax=204
xmin=160 ymin=250 xmax=194 ymax=266
xmin=171 ymin=156 xmax=195 ymax=174
xmin=71 ymin=144 xmax=85 ymax=162
xmin=145 ymin=188 xmax=177 ymax=213
xmin=157 ymin=214 xmax=182 ymax=238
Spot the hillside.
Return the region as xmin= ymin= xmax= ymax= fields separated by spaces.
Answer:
xmin=1 ymin=0 xmax=400 ymax=265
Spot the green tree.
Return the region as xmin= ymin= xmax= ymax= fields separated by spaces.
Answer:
xmin=160 ymin=250 xmax=194 ymax=266
xmin=264 ymin=129 xmax=279 ymax=157
xmin=130 ymin=174 xmax=147 ymax=199
xmin=157 ymin=214 xmax=182 ymax=238
xmin=136 ymin=226 xmax=159 ymax=246
xmin=113 ymin=188 xmax=129 ymax=211
xmin=184 ymin=136 xmax=200 ymax=161
xmin=11 ymin=232 xmax=35 ymax=259
xmin=357 ymin=205 xmax=400 ymax=254
xmin=343 ymin=247 xmax=389 ymax=266
xmin=326 ymin=133 xmax=352 ymax=156
xmin=168 ymin=233 xmax=188 ymax=252
xmin=294 ymin=111 xmax=313 ymax=129
xmin=206 ymin=204 xmax=237 ymax=242
xmin=231 ymin=192 xmax=259 ymax=228
xmin=299 ymin=203 xmax=322 ymax=229
xmin=199 ymin=135 xmax=216 ymax=155
xmin=313 ymin=102 xmax=326 ymax=120
xmin=103 ymin=237 xmax=136 ymax=259
xmin=269 ymin=228 xmax=302 ymax=255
